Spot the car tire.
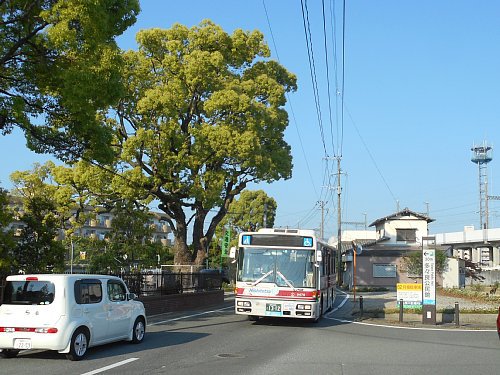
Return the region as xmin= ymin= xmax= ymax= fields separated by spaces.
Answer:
xmin=0 ymin=349 xmax=20 ymax=358
xmin=131 ymin=317 xmax=145 ymax=344
xmin=66 ymin=328 xmax=89 ymax=361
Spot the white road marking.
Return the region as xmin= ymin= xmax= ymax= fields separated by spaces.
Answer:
xmin=323 ymin=314 xmax=497 ymax=332
xmin=326 ymin=291 xmax=497 ymax=332
xmin=81 ymin=357 xmax=139 ymax=375
xmin=148 ymin=306 xmax=234 ymax=326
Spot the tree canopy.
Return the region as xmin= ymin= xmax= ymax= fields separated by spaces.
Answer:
xmin=0 ymin=187 xmax=15 ymax=273
xmin=84 ymin=20 xmax=296 ymax=265
xmin=219 ymin=190 xmax=277 ymax=234
xmin=10 ymin=163 xmax=65 ymax=273
xmin=1 ymin=0 xmax=140 ymax=162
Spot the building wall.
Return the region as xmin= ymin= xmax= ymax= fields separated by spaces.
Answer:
xmin=375 ymin=215 xmax=429 ymax=245
xmin=442 ymin=257 xmax=465 ymax=288
xmin=353 ymin=255 xmax=409 ymax=287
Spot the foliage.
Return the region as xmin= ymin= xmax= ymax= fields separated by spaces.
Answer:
xmin=210 ymin=189 xmax=277 ymax=267
xmin=80 ymin=20 xmax=296 ymax=265
xmin=9 ymin=166 xmax=65 ymax=273
xmin=11 ymin=162 xmax=177 ymax=272
xmin=401 ymin=249 xmax=448 ymax=277
xmin=0 ymin=188 xmax=15 ymax=272
xmin=220 ymin=190 xmax=277 ymax=233
xmin=1 ymin=0 xmax=140 ymax=162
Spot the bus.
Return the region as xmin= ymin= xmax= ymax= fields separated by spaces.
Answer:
xmin=233 ymin=228 xmax=337 ymax=322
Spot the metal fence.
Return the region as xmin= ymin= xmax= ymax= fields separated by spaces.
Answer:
xmin=121 ymin=271 xmax=223 ymax=296
xmin=0 ymin=271 xmax=221 ymax=301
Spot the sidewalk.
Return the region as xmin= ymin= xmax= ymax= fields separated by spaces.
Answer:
xmin=336 ymin=290 xmax=499 ymax=330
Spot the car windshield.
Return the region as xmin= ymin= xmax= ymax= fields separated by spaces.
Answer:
xmin=2 ymin=280 xmax=55 ymax=305
xmin=237 ymin=247 xmax=316 ymax=288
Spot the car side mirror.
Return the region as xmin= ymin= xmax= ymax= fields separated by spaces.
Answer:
xmin=127 ymin=293 xmax=138 ymax=300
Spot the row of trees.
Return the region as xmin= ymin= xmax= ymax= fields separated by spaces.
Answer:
xmin=0 ymin=161 xmax=278 ymax=274
xmin=1 ymin=2 xmax=296 ymax=267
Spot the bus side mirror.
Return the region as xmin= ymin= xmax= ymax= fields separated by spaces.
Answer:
xmin=229 ymin=246 xmax=236 ymax=259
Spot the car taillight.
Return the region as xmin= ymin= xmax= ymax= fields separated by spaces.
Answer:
xmin=35 ymin=327 xmax=58 ymax=333
xmin=25 ymin=277 xmax=38 ymax=281
xmin=0 ymin=327 xmax=58 ymax=333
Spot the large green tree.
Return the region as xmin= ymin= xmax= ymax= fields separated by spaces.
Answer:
xmin=87 ymin=21 xmax=296 ymax=265
xmin=10 ymin=164 xmax=65 ymax=273
xmin=1 ymin=0 xmax=140 ymax=162
xmin=222 ymin=189 xmax=277 ymax=233
xmin=0 ymin=187 xmax=15 ymax=273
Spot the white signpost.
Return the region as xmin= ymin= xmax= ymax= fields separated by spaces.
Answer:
xmin=422 ymin=236 xmax=436 ymax=324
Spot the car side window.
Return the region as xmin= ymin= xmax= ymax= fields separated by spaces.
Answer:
xmin=74 ymin=279 xmax=102 ymax=304
xmin=107 ymin=281 xmax=126 ymax=302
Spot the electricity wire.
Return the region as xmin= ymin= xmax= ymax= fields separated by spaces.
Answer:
xmin=300 ymin=0 xmax=328 ymax=156
xmin=262 ymin=0 xmax=319 ymax=199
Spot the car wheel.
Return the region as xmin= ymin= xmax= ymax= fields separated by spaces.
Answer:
xmin=66 ymin=328 xmax=89 ymax=361
xmin=0 ymin=349 xmax=20 ymax=358
xmin=131 ymin=317 xmax=145 ymax=344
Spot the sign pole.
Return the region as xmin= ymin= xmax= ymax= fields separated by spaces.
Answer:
xmin=422 ymin=236 xmax=436 ymax=325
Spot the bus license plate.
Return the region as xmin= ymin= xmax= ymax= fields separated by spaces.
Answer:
xmin=14 ymin=339 xmax=32 ymax=350
xmin=265 ymin=303 xmax=282 ymax=315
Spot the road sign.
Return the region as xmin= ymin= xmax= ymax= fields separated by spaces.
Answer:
xmin=397 ymin=283 xmax=422 ymax=308
xmin=221 ymin=228 xmax=231 ymax=256
xmin=422 ymin=249 xmax=436 ymax=305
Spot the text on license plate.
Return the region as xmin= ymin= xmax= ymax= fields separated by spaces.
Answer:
xmin=14 ymin=338 xmax=32 ymax=350
xmin=265 ymin=303 xmax=282 ymax=312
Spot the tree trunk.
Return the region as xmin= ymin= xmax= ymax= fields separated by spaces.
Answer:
xmin=192 ymin=208 xmax=208 ymax=265
xmin=172 ymin=222 xmax=191 ymax=265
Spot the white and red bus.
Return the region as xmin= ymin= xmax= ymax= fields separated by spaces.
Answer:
xmin=233 ymin=228 xmax=337 ymax=321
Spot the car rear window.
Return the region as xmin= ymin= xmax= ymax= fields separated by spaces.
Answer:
xmin=2 ymin=280 xmax=55 ymax=305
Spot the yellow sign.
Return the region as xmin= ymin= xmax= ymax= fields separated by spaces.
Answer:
xmin=397 ymin=283 xmax=422 ymax=308
xmin=397 ymin=283 xmax=422 ymax=291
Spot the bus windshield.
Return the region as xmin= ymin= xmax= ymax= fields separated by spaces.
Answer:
xmin=237 ymin=247 xmax=316 ymax=288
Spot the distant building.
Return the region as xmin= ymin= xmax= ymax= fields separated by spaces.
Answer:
xmin=6 ymin=196 xmax=172 ymax=247
xmin=333 ymin=208 xmax=435 ymax=289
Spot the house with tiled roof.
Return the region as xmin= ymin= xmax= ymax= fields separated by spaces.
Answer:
xmin=337 ymin=208 xmax=436 ymax=289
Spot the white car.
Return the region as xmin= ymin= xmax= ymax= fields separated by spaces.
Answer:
xmin=0 ymin=274 xmax=146 ymax=361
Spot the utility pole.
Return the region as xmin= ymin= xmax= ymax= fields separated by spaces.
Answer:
xmin=318 ymin=200 xmax=327 ymax=240
xmin=336 ymin=156 xmax=343 ymax=286
xmin=323 ymin=156 xmax=344 ymax=286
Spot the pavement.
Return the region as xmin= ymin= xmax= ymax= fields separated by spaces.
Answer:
xmin=335 ymin=289 xmax=500 ymax=330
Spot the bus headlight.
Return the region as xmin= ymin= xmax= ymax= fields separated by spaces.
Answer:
xmin=296 ymin=304 xmax=312 ymax=310
xmin=237 ymin=301 xmax=251 ymax=307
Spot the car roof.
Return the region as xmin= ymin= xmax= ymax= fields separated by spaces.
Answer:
xmin=6 ymin=274 xmax=123 ymax=282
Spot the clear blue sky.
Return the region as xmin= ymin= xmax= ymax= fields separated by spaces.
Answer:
xmin=1 ymin=0 xmax=499 ymax=239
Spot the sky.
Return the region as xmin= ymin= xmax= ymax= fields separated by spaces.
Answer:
xmin=1 ymin=0 xmax=500 ymax=240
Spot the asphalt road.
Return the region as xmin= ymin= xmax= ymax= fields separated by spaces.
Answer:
xmin=1 ymin=295 xmax=500 ymax=375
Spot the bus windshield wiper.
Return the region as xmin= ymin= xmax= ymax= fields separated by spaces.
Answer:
xmin=252 ymin=270 xmax=274 ymax=286
xmin=276 ymin=271 xmax=295 ymax=290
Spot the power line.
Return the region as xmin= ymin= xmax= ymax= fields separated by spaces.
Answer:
xmin=344 ymin=104 xmax=398 ymax=204
xmin=339 ymin=0 xmax=346 ymax=157
xmin=262 ymin=0 xmax=319 ymax=199
xmin=321 ymin=0 xmax=336 ymax=157
xmin=300 ymin=0 xmax=328 ymax=156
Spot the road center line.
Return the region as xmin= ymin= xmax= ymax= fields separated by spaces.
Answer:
xmin=81 ymin=357 xmax=139 ymax=375
xmin=148 ymin=306 xmax=234 ymax=326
